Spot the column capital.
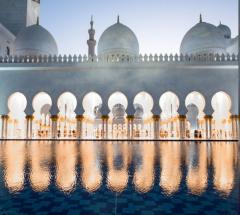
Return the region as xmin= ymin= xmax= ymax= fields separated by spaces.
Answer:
xmin=26 ymin=115 xmax=34 ymax=120
xmin=76 ymin=115 xmax=84 ymax=121
xmin=51 ymin=115 xmax=59 ymax=121
xmin=178 ymin=115 xmax=186 ymax=120
xmin=152 ymin=115 xmax=160 ymax=121
xmin=126 ymin=115 xmax=134 ymax=120
xmin=230 ymin=115 xmax=238 ymax=119
xmin=102 ymin=115 xmax=109 ymax=120
xmin=1 ymin=115 xmax=9 ymax=120
xmin=204 ymin=115 xmax=213 ymax=120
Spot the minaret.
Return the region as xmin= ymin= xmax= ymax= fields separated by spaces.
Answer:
xmin=87 ymin=16 xmax=96 ymax=57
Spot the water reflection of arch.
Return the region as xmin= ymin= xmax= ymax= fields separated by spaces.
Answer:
xmin=211 ymin=142 xmax=236 ymax=196
xmin=186 ymin=143 xmax=208 ymax=195
xmin=133 ymin=142 xmax=155 ymax=193
xmin=80 ymin=141 xmax=102 ymax=192
xmin=159 ymin=142 xmax=182 ymax=195
xmin=3 ymin=141 xmax=26 ymax=192
xmin=29 ymin=141 xmax=52 ymax=192
xmin=55 ymin=141 xmax=77 ymax=192
xmin=105 ymin=142 xmax=131 ymax=193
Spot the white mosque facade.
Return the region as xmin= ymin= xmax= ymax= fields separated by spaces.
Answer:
xmin=0 ymin=0 xmax=239 ymax=140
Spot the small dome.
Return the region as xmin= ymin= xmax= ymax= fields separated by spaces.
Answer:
xmin=218 ymin=23 xmax=231 ymax=39
xmin=98 ymin=19 xmax=139 ymax=57
xmin=180 ymin=21 xmax=227 ymax=55
xmin=15 ymin=24 xmax=58 ymax=56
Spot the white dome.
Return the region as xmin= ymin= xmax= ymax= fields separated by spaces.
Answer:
xmin=98 ymin=20 xmax=139 ymax=57
xmin=15 ymin=24 xmax=58 ymax=56
xmin=180 ymin=22 xmax=227 ymax=55
xmin=218 ymin=23 xmax=231 ymax=39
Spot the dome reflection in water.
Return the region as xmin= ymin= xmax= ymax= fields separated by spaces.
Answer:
xmin=0 ymin=141 xmax=238 ymax=197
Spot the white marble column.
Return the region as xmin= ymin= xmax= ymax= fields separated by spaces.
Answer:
xmin=76 ymin=115 xmax=84 ymax=139
xmin=127 ymin=115 xmax=134 ymax=139
xmin=102 ymin=115 xmax=109 ymax=139
xmin=153 ymin=115 xmax=160 ymax=140
xmin=26 ymin=115 xmax=34 ymax=139
xmin=204 ymin=115 xmax=213 ymax=140
xmin=51 ymin=115 xmax=59 ymax=139
xmin=230 ymin=115 xmax=238 ymax=140
xmin=178 ymin=115 xmax=186 ymax=139
xmin=1 ymin=115 xmax=9 ymax=139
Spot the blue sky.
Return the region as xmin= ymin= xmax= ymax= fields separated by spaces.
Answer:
xmin=40 ymin=0 xmax=238 ymax=55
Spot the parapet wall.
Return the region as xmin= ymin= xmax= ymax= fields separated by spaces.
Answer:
xmin=0 ymin=53 xmax=238 ymax=64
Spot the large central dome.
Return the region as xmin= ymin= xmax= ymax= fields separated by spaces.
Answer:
xmin=97 ymin=19 xmax=139 ymax=57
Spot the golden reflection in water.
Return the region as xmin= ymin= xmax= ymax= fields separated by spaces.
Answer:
xmin=29 ymin=141 xmax=51 ymax=192
xmin=159 ymin=142 xmax=182 ymax=195
xmin=212 ymin=142 xmax=236 ymax=195
xmin=55 ymin=141 xmax=77 ymax=192
xmin=106 ymin=142 xmax=131 ymax=193
xmin=3 ymin=141 xmax=26 ymax=192
xmin=80 ymin=141 xmax=102 ymax=192
xmin=186 ymin=143 xmax=208 ymax=195
xmin=133 ymin=142 xmax=155 ymax=193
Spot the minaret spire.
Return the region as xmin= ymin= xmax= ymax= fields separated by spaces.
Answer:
xmin=90 ymin=15 xmax=94 ymax=29
xmin=117 ymin=15 xmax=120 ymax=23
xmin=37 ymin=17 xmax=39 ymax=25
xmin=87 ymin=15 xmax=96 ymax=57
xmin=199 ymin=14 xmax=202 ymax=23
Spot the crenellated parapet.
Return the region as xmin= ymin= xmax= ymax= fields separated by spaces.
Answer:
xmin=0 ymin=53 xmax=238 ymax=65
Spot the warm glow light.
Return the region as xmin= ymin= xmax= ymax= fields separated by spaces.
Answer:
xmin=134 ymin=92 xmax=154 ymax=119
xmin=82 ymin=92 xmax=102 ymax=119
xmin=185 ymin=91 xmax=205 ymax=118
xmin=8 ymin=92 xmax=27 ymax=118
xmin=33 ymin=92 xmax=52 ymax=119
xmin=108 ymin=91 xmax=128 ymax=111
xmin=57 ymin=92 xmax=77 ymax=116
xmin=159 ymin=92 xmax=179 ymax=119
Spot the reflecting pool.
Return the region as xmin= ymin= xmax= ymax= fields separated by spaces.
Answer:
xmin=0 ymin=141 xmax=239 ymax=215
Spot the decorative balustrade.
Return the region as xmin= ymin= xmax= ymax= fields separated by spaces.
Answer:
xmin=0 ymin=53 xmax=238 ymax=64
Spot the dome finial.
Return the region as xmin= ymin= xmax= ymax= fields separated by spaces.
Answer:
xmin=90 ymin=15 xmax=94 ymax=29
xmin=199 ymin=14 xmax=202 ymax=23
xmin=37 ymin=17 xmax=39 ymax=25
xmin=117 ymin=15 xmax=120 ymax=23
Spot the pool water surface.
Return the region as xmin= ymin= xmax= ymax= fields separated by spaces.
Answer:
xmin=0 ymin=141 xmax=239 ymax=215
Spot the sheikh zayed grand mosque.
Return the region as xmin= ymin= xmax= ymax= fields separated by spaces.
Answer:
xmin=0 ymin=0 xmax=238 ymax=140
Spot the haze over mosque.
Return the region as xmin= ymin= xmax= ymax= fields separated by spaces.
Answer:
xmin=0 ymin=0 xmax=238 ymax=140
